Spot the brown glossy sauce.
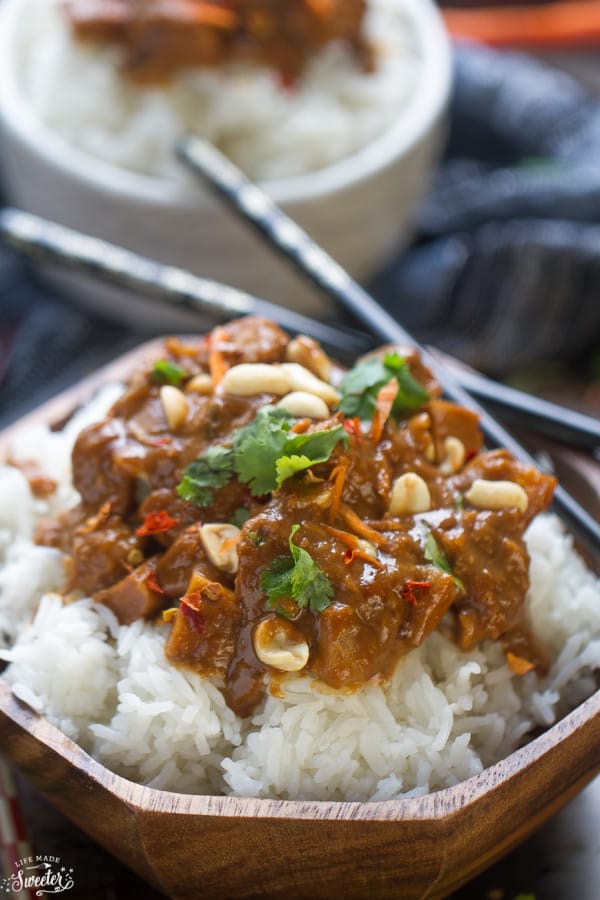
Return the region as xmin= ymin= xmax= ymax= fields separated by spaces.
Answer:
xmin=64 ymin=0 xmax=372 ymax=84
xmin=32 ymin=317 xmax=556 ymax=717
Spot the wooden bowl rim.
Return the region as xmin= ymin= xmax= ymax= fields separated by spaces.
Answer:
xmin=1 ymin=336 xmax=599 ymax=825
xmin=1 ymin=678 xmax=598 ymax=822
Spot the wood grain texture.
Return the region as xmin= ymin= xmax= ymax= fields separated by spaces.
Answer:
xmin=1 ymin=339 xmax=599 ymax=898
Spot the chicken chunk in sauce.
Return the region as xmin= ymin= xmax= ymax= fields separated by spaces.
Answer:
xmin=64 ymin=0 xmax=372 ymax=84
xmin=34 ymin=317 xmax=556 ymax=717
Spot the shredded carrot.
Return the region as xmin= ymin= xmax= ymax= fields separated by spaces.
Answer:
xmin=371 ymin=378 xmax=398 ymax=444
xmin=162 ymin=607 xmax=178 ymax=623
xmin=506 ymin=651 xmax=536 ymax=676
xmin=344 ymin=548 xmax=384 ymax=570
xmin=324 ymin=525 xmax=359 ymax=549
xmin=339 ymin=503 xmax=389 ymax=548
xmin=328 ymin=458 xmax=350 ymax=523
xmin=208 ymin=327 xmax=230 ymax=385
xmin=324 ymin=525 xmax=383 ymax=567
xmin=443 ymin=2 xmax=600 ymax=49
xmin=188 ymin=2 xmax=238 ymax=29
xmin=290 ymin=418 xmax=312 ymax=434
xmin=185 ymin=523 xmax=202 ymax=534
xmin=305 ymin=0 xmax=334 ymax=18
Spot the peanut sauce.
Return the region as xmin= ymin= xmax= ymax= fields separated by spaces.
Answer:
xmin=34 ymin=317 xmax=556 ymax=717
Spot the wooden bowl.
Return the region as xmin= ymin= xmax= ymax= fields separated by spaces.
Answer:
xmin=1 ymin=343 xmax=599 ymax=900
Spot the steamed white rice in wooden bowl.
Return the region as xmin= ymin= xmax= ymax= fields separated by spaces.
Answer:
xmin=0 ymin=320 xmax=599 ymax=897
xmin=0 ymin=0 xmax=451 ymax=325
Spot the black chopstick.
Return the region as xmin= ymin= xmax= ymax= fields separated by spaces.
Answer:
xmin=5 ymin=207 xmax=599 ymax=452
xmin=433 ymin=353 xmax=600 ymax=451
xmin=0 ymin=208 xmax=372 ymax=363
xmin=447 ymin=367 xmax=600 ymax=451
xmin=176 ymin=135 xmax=600 ymax=552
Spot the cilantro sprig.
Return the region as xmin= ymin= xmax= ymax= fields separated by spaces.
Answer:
xmin=423 ymin=523 xmax=465 ymax=592
xmin=261 ymin=524 xmax=334 ymax=614
xmin=177 ymin=445 xmax=234 ymax=506
xmin=178 ymin=407 xmax=348 ymax=507
xmin=339 ymin=352 xmax=429 ymax=421
xmin=151 ymin=359 xmax=187 ymax=386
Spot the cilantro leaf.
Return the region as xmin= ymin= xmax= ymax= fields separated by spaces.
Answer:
xmin=276 ymin=454 xmax=314 ymax=486
xmin=260 ymin=555 xmax=295 ymax=604
xmin=177 ymin=445 xmax=234 ymax=506
xmin=275 ymin=425 xmax=348 ymax=488
xmin=423 ymin=524 xmax=465 ymax=592
xmin=385 ymin=353 xmax=431 ymax=411
xmin=339 ymin=357 xmax=388 ymax=419
xmin=232 ymin=407 xmax=292 ymax=495
xmin=178 ymin=408 xmax=347 ymax=508
xmin=230 ymin=507 xmax=251 ymax=528
xmin=339 ymin=352 xmax=429 ymax=421
xmin=151 ymin=359 xmax=186 ymax=386
xmin=260 ymin=524 xmax=334 ymax=614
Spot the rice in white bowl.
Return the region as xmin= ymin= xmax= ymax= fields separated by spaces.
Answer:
xmin=1 ymin=388 xmax=600 ymax=801
xmin=15 ymin=0 xmax=420 ymax=181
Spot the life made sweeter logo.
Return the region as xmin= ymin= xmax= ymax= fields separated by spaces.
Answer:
xmin=1 ymin=856 xmax=75 ymax=896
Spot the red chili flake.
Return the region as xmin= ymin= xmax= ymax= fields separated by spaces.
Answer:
xmin=343 ymin=417 xmax=362 ymax=444
xmin=181 ymin=592 xmax=205 ymax=634
xmin=402 ymin=580 xmax=431 ymax=607
xmin=136 ymin=510 xmax=179 ymax=537
xmin=466 ymin=449 xmax=477 ymax=462
xmin=148 ymin=437 xmax=172 ymax=447
xmin=145 ymin=570 xmax=166 ymax=595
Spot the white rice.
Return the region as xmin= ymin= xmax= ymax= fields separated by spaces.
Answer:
xmin=1 ymin=389 xmax=600 ymax=801
xmin=16 ymin=0 xmax=420 ymax=181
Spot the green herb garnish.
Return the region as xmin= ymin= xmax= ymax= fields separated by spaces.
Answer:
xmin=230 ymin=507 xmax=251 ymax=528
xmin=275 ymin=425 xmax=348 ymax=487
xmin=178 ymin=407 xmax=347 ymax=507
xmin=339 ymin=352 xmax=429 ymax=421
xmin=261 ymin=524 xmax=334 ymax=614
xmin=232 ymin=407 xmax=293 ymax=495
xmin=423 ymin=524 xmax=465 ymax=592
xmin=177 ymin=445 xmax=234 ymax=506
xmin=151 ymin=359 xmax=186 ymax=386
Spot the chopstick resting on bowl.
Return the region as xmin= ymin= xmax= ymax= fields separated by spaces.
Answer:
xmin=0 ymin=208 xmax=371 ymax=364
xmin=176 ymin=135 xmax=600 ymax=552
xmin=4 ymin=208 xmax=599 ymax=451
xmin=3 ymin=202 xmax=600 ymax=456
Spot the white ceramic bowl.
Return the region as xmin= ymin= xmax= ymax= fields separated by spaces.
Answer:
xmin=0 ymin=0 xmax=452 ymax=329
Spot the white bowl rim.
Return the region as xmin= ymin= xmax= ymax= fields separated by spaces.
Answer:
xmin=0 ymin=0 xmax=452 ymax=208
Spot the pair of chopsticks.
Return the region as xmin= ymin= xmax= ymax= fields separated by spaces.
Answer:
xmin=1 ymin=145 xmax=599 ymax=549
xmin=174 ymin=136 xmax=600 ymax=553
xmin=4 ymin=206 xmax=599 ymax=453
